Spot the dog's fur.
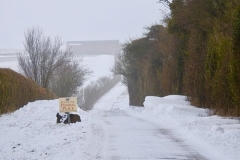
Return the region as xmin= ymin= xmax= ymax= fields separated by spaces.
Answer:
xmin=56 ymin=113 xmax=81 ymax=124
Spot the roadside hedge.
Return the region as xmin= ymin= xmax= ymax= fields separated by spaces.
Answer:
xmin=0 ymin=68 xmax=56 ymax=114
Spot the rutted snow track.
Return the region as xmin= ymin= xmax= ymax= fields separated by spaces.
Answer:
xmin=100 ymin=110 xmax=208 ymax=160
xmin=93 ymin=84 xmax=209 ymax=159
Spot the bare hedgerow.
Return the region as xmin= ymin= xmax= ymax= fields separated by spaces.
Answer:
xmin=77 ymin=75 xmax=121 ymax=111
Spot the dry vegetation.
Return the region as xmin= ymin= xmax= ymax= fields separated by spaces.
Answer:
xmin=77 ymin=75 xmax=121 ymax=111
xmin=113 ymin=0 xmax=240 ymax=116
xmin=0 ymin=68 xmax=56 ymax=115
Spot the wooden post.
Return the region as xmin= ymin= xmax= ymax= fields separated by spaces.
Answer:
xmin=66 ymin=112 xmax=70 ymax=124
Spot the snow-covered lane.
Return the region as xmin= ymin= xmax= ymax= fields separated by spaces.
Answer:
xmin=100 ymin=110 xmax=208 ymax=160
xmin=93 ymin=87 xmax=209 ymax=159
xmin=94 ymin=84 xmax=231 ymax=160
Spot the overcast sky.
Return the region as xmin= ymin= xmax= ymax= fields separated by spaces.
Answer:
xmin=0 ymin=0 xmax=169 ymax=49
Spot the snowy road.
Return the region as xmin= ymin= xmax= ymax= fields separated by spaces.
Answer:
xmin=100 ymin=110 xmax=208 ymax=160
xmin=93 ymin=85 xmax=210 ymax=159
xmin=1 ymin=55 xmax=238 ymax=160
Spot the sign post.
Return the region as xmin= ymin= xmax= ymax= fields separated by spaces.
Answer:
xmin=59 ymin=97 xmax=78 ymax=124
xmin=66 ymin=112 xmax=70 ymax=124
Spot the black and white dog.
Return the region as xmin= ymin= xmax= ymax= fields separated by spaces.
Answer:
xmin=56 ymin=113 xmax=81 ymax=124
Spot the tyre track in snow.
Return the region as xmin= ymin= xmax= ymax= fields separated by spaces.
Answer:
xmin=93 ymin=84 xmax=209 ymax=159
xmin=100 ymin=110 xmax=209 ymax=160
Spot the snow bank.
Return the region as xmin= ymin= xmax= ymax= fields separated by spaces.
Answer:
xmin=127 ymin=95 xmax=240 ymax=160
xmin=143 ymin=95 xmax=206 ymax=117
xmin=0 ymin=99 xmax=103 ymax=160
xmin=0 ymin=54 xmax=113 ymax=160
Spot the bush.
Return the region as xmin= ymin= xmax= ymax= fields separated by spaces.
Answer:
xmin=77 ymin=75 xmax=121 ymax=111
xmin=49 ymin=57 xmax=91 ymax=97
xmin=0 ymin=68 xmax=56 ymax=115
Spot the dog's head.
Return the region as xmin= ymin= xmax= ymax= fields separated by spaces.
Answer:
xmin=56 ymin=113 xmax=61 ymax=118
xmin=56 ymin=113 xmax=62 ymax=123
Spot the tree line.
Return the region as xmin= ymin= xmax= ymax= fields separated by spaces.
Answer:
xmin=113 ymin=0 xmax=240 ymax=116
xmin=77 ymin=75 xmax=121 ymax=111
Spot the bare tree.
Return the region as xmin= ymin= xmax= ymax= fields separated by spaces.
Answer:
xmin=18 ymin=27 xmax=91 ymax=97
xmin=18 ymin=27 xmax=70 ymax=88
xmin=157 ymin=0 xmax=170 ymax=6
xmin=49 ymin=57 xmax=91 ymax=97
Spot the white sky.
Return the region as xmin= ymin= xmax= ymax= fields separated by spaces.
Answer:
xmin=0 ymin=0 xmax=168 ymax=49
